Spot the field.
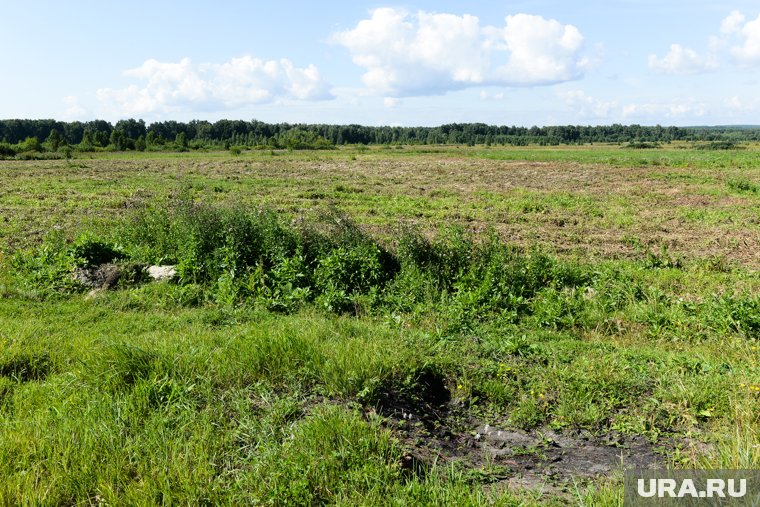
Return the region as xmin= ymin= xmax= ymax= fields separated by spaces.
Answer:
xmin=0 ymin=145 xmax=759 ymax=505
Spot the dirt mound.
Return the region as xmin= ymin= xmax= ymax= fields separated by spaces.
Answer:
xmin=73 ymin=263 xmax=123 ymax=289
xmin=73 ymin=263 xmax=175 ymax=290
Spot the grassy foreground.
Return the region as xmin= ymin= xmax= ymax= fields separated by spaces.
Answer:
xmin=0 ymin=146 xmax=758 ymax=505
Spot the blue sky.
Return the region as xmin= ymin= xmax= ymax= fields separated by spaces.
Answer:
xmin=2 ymin=0 xmax=760 ymax=126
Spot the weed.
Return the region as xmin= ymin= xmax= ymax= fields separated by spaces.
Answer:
xmin=727 ymin=178 xmax=759 ymax=194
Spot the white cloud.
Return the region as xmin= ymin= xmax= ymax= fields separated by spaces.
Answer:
xmin=676 ymin=11 xmax=760 ymax=70
xmin=331 ymin=9 xmax=588 ymax=96
xmin=492 ymin=14 xmax=587 ymax=85
xmin=383 ymin=97 xmax=401 ymax=108
xmin=479 ymin=91 xmax=505 ymax=101
xmin=650 ymin=10 xmax=760 ymax=73
xmin=725 ymin=12 xmax=760 ymax=66
xmin=560 ymin=90 xmax=710 ymax=121
xmin=622 ymin=100 xmax=707 ymax=119
xmin=648 ymin=44 xmax=718 ymax=74
xmin=97 ymin=56 xmax=332 ymax=116
xmin=724 ymin=95 xmax=744 ymax=110
xmin=559 ymin=90 xmax=617 ymax=118
xmin=723 ymin=95 xmax=760 ymax=115
xmin=721 ymin=10 xmax=746 ymax=34
xmin=60 ymin=96 xmax=87 ymax=120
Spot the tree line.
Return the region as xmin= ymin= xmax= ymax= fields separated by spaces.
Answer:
xmin=1 ymin=118 xmax=759 ymax=156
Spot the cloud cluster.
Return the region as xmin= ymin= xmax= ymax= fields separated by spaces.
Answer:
xmin=331 ymin=8 xmax=589 ymax=96
xmin=721 ymin=10 xmax=760 ymax=66
xmin=559 ymin=90 xmax=617 ymax=118
xmin=97 ymin=56 xmax=332 ymax=116
xmin=650 ymin=10 xmax=760 ymax=74
xmin=648 ymin=44 xmax=718 ymax=74
xmin=622 ymin=101 xmax=706 ymax=119
xmin=561 ymin=90 xmax=707 ymax=121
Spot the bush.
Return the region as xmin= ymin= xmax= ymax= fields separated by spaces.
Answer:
xmin=68 ymin=234 xmax=125 ymax=267
xmin=0 ymin=143 xmax=16 ymax=157
xmin=13 ymin=195 xmax=591 ymax=320
xmin=120 ymin=197 xmax=300 ymax=284
xmin=625 ymin=141 xmax=660 ymax=149
xmin=314 ymin=244 xmax=387 ymax=312
xmin=694 ymin=141 xmax=743 ymax=150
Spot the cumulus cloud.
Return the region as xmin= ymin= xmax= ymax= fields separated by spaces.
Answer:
xmin=622 ymin=100 xmax=707 ymax=119
xmin=655 ymin=10 xmax=760 ymax=72
xmin=331 ymin=9 xmax=589 ymax=96
xmin=721 ymin=10 xmax=746 ymax=34
xmin=648 ymin=44 xmax=718 ymax=74
xmin=97 ymin=56 xmax=332 ymax=116
xmin=559 ymin=90 xmax=617 ymax=118
xmin=560 ymin=90 xmax=709 ymax=121
xmin=721 ymin=11 xmax=760 ymax=66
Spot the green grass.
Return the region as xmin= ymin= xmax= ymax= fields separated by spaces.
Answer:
xmin=471 ymin=144 xmax=760 ymax=169
xmin=0 ymin=147 xmax=758 ymax=505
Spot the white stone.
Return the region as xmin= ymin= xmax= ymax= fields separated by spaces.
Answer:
xmin=147 ymin=265 xmax=177 ymax=281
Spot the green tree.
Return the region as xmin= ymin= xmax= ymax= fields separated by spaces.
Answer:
xmin=22 ymin=136 xmax=42 ymax=152
xmin=175 ymin=132 xmax=188 ymax=151
xmin=79 ymin=130 xmax=94 ymax=151
xmin=45 ymin=129 xmax=63 ymax=151
xmin=109 ymin=130 xmax=127 ymax=151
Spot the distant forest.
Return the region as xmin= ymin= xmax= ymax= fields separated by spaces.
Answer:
xmin=1 ymin=118 xmax=759 ymax=156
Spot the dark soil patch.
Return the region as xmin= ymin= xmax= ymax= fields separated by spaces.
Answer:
xmin=362 ymin=365 xmax=452 ymax=428
xmin=375 ymin=396 xmax=665 ymax=495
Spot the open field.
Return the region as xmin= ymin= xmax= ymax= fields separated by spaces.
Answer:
xmin=0 ymin=145 xmax=758 ymax=505
xmin=3 ymin=145 xmax=760 ymax=265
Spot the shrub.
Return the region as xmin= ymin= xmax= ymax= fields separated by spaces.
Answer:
xmin=13 ymin=195 xmax=592 ymax=321
xmin=694 ymin=141 xmax=743 ymax=150
xmin=68 ymin=234 xmax=125 ymax=267
xmin=727 ymin=178 xmax=759 ymax=194
xmin=0 ymin=143 xmax=16 ymax=157
xmin=120 ymin=196 xmax=300 ymax=284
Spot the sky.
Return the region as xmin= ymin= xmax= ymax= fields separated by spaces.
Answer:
xmin=2 ymin=0 xmax=760 ymax=127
